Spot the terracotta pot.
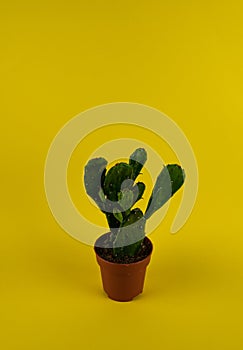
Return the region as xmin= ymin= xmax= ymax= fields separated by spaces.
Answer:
xmin=94 ymin=234 xmax=153 ymax=302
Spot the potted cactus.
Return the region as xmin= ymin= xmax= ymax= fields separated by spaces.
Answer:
xmin=84 ymin=148 xmax=185 ymax=301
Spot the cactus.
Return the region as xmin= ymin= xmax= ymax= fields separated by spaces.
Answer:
xmin=145 ymin=164 xmax=185 ymax=219
xmin=84 ymin=148 xmax=185 ymax=259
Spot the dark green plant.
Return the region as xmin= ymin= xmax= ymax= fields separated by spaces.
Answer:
xmin=84 ymin=148 xmax=185 ymax=258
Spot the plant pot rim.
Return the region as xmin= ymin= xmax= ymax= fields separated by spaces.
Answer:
xmin=94 ymin=233 xmax=153 ymax=266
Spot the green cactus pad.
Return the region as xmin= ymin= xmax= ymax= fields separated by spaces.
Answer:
xmin=129 ymin=147 xmax=147 ymax=180
xmin=131 ymin=181 xmax=145 ymax=203
xmin=84 ymin=157 xmax=107 ymax=209
xmin=113 ymin=208 xmax=146 ymax=257
xmin=145 ymin=164 xmax=185 ymax=219
xmin=103 ymin=162 xmax=133 ymax=201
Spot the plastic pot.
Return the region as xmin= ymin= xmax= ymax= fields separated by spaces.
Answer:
xmin=94 ymin=234 xmax=153 ymax=302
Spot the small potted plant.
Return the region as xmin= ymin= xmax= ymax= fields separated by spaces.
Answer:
xmin=84 ymin=148 xmax=185 ymax=301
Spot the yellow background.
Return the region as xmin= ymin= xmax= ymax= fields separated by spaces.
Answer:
xmin=1 ymin=1 xmax=243 ymax=349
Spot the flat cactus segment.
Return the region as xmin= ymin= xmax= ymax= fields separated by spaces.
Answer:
xmin=118 ymin=188 xmax=134 ymax=212
xmin=103 ymin=162 xmax=133 ymax=201
xmin=168 ymin=164 xmax=186 ymax=193
xmin=132 ymin=181 xmax=145 ymax=203
xmin=145 ymin=164 xmax=185 ymax=219
xmin=113 ymin=208 xmax=123 ymax=223
xmin=113 ymin=208 xmax=146 ymax=257
xmin=84 ymin=157 xmax=107 ymax=208
xmin=122 ymin=208 xmax=144 ymax=228
xmin=129 ymin=148 xmax=147 ymax=180
xmin=114 ymin=181 xmax=146 ymax=220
